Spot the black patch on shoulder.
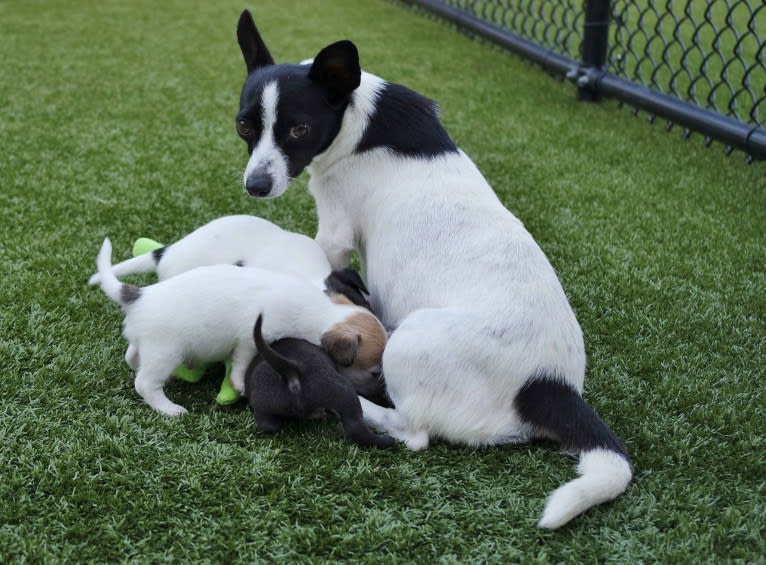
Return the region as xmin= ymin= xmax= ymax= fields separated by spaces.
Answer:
xmin=514 ymin=371 xmax=629 ymax=460
xmin=355 ymin=83 xmax=458 ymax=158
xmin=152 ymin=247 xmax=167 ymax=264
xmin=120 ymin=284 xmax=141 ymax=305
xmin=235 ymin=260 xmax=246 ymax=267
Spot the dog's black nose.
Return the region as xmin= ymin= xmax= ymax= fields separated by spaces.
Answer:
xmin=245 ymin=174 xmax=272 ymax=197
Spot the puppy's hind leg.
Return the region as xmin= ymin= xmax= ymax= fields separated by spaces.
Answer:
xmin=253 ymin=411 xmax=287 ymax=434
xmin=328 ymin=390 xmax=395 ymax=448
xmin=124 ymin=344 xmax=139 ymax=370
xmin=133 ymin=351 xmax=187 ymax=416
xmin=230 ymin=341 xmax=257 ymax=395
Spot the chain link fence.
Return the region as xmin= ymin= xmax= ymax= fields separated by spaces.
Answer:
xmin=610 ymin=1 xmax=765 ymax=128
xmin=404 ymin=0 xmax=766 ymax=161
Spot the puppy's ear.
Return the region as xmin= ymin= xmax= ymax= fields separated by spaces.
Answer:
xmin=321 ymin=325 xmax=359 ymax=367
xmin=237 ymin=10 xmax=274 ymax=73
xmin=324 ymin=268 xmax=371 ymax=310
xmin=308 ymin=40 xmax=361 ymax=104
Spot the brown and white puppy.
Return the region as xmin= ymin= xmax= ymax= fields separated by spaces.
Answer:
xmin=94 ymin=238 xmax=386 ymax=416
xmin=245 ymin=315 xmax=395 ymax=448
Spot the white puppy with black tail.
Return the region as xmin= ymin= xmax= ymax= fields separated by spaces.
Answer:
xmin=94 ymin=237 xmax=387 ymax=416
xmin=88 ymin=214 xmax=372 ymax=310
xmin=89 ymin=215 xmax=330 ymax=288
xmin=88 ymin=214 xmax=369 ymax=306
xmin=233 ymin=11 xmax=631 ymax=529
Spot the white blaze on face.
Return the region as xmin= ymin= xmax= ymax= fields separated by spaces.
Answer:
xmin=243 ymin=81 xmax=290 ymax=198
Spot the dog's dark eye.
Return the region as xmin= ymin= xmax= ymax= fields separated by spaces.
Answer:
xmin=237 ymin=119 xmax=253 ymax=137
xmin=290 ymin=124 xmax=310 ymax=139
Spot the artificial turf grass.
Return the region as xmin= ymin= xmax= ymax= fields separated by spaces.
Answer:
xmin=1 ymin=0 xmax=765 ymax=562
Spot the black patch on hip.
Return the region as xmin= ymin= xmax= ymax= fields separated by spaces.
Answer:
xmin=120 ymin=284 xmax=142 ymax=305
xmin=514 ymin=371 xmax=629 ymax=460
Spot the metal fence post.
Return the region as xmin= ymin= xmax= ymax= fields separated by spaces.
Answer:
xmin=578 ymin=0 xmax=611 ymax=101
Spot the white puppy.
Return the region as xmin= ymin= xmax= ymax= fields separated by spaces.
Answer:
xmin=88 ymin=215 xmax=331 ymax=286
xmin=94 ymin=238 xmax=386 ymax=416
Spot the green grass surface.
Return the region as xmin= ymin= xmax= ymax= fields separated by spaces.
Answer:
xmin=1 ymin=0 xmax=764 ymax=562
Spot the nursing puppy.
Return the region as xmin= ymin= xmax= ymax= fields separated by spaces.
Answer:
xmin=87 ymin=215 xmax=378 ymax=393
xmin=94 ymin=237 xmax=386 ymax=416
xmin=87 ymin=215 xmax=368 ymax=306
xmin=233 ymin=11 xmax=631 ymax=528
xmin=245 ymin=315 xmax=395 ymax=448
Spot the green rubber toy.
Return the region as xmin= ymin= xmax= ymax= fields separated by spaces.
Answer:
xmin=132 ymin=237 xmax=241 ymax=406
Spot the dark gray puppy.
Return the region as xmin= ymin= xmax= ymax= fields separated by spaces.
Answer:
xmin=244 ymin=315 xmax=396 ymax=449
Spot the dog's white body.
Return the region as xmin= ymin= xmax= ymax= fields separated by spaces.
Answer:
xmin=307 ymin=74 xmax=630 ymax=527
xmin=95 ymin=238 xmax=382 ymax=416
xmin=309 ymin=75 xmax=582 ymax=437
xmin=233 ymin=12 xmax=631 ymax=527
xmin=88 ymin=215 xmax=331 ymax=286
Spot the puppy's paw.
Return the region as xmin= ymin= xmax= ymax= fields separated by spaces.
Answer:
xmin=159 ymin=403 xmax=188 ymax=417
xmin=374 ymin=434 xmax=397 ymax=449
xmin=231 ymin=373 xmax=246 ymax=395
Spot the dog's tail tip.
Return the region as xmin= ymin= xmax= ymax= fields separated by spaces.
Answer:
xmin=95 ymin=236 xmax=128 ymax=305
xmin=537 ymin=448 xmax=632 ymax=529
xmin=96 ymin=237 xmax=113 ymax=264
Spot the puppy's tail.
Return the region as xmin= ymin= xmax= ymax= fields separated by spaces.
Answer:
xmin=514 ymin=372 xmax=632 ymax=529
xmin=88 ymin=245 xmax=160 ymax=286
xmin=95 ymin=238 xmax=142 ymax=308
xmin=253 ymin=314 xmax=301 ymax=394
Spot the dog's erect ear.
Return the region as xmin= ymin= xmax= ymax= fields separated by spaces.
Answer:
xmin=237 ymin=10 xmax=275 ymax=74
xmin=308 ymin=40 xmax=361 ymax=103
xmin=321 ymin=325 xmax=359 ymax=367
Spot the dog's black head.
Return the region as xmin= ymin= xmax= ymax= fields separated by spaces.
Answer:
xmin=235 ymin=10 xmax=360 ymax=199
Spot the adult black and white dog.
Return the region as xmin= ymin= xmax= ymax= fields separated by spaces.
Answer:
xmin=233 ymin=10 xmax=631 ymax=528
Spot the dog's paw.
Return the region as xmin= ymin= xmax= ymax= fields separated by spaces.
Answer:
xmin=403 ymin=430 xmax=429 ymax=451
xmin=374 ymin=434 xmax=397 ymax=449
xmin=159 ymin=403 xmax=188 ymax=417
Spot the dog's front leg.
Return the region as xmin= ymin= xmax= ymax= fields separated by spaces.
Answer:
xmin=315 ymin=225 xmax=354 ymax=270
xmin=314 ymin=197 xmax=356 ymax=269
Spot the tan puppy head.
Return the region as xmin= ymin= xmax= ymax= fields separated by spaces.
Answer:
xmin=321 ymin=301 xmax=387 ymax=373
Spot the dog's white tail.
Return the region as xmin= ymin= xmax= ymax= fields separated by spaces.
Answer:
xmin=88 ymin=249 xmax=157 ymax=286
xmin=538 ymin=448 xmax=632 ymax=529
xmin=96 ymin=238 xmax=141 ymax=307
xmin=514 ymin=373 xmax=632 ymax=528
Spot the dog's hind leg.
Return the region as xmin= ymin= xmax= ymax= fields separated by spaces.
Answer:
xmin=327 ymin=388 xmax=395 ymax=448
xmin=253 ymin=411 xmax=286 ymax=433
xmin=124 ymin=344 xmax=139 ymax=370
xmin=133 ymin=350 xmax=187 ymax=416
xmin=230 ymin=341 xmax=257 ymax=394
